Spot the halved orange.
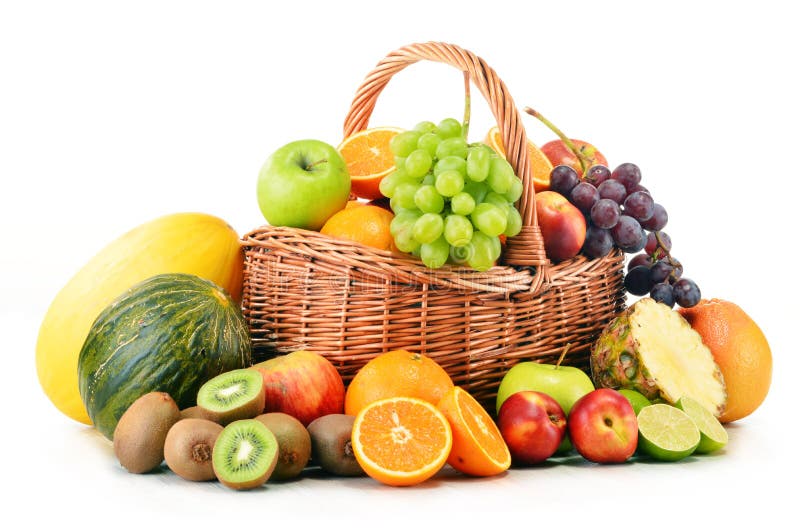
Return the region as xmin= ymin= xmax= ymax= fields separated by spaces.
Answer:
xmin=484 ymin=126 xmax=553 ymax=192
xmin=352 ymin=396 xmax=453 ymax=487
xmin=436 ymin=386 xmax=511 ymax=477
xmin=337 ymin=127 xmax=404 ymax=200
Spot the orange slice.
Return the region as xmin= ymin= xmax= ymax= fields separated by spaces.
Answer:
xmin=352 ymin=396 xmax=453 ymax=487
xmin=337 ymin=127 xmax=404 ymax=200
xmin=436 ymin=386 xmax=511 ymax=477
xmin=484 ymin=126 xmax=553 ymax=192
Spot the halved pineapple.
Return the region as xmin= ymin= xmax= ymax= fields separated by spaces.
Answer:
xmin=591 ymin=298 xmax=727 ymax=417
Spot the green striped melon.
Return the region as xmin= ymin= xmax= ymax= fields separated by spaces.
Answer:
xmin=78 ymin=273 xmax=251 ymax=440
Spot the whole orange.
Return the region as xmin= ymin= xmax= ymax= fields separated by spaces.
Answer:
xmin=344 ymin=350 xmax=454 ymax=416
xmin=320 ymin=204 xmax=395 ymax=251
xmin=679 ymin=299 xmax=772 ymax=423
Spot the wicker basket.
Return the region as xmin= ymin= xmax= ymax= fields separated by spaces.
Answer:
xmin=241 ymin=42 xmax=626 ymax=409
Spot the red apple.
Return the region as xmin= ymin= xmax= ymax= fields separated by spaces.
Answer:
xmin=541 ymin=139 xmax=608 ymax=177
xmin=568 ymin=388 xmax=638 ymax=464
xmin=535 ymin=191 xmax=586 ymax=262
xmin=497 ymin=390 xmax=567 ymax=465
xmin=251 ymin=350 xmax=345 ymax=426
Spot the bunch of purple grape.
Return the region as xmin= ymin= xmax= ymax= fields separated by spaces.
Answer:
xmin=549 ymin=162 xmax=701 ymax=308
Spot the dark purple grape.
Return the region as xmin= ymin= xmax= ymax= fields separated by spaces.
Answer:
xmin=664 ymin=257 xmax=683 ymax=283
xmin=597 ymin=180 xmax=627 ymax=204
xmin=650 ymin=283 xmax=675 ymax=307
xmin=611 ymin=215 xmax=645 ymax=251
xmin=585 ymin=165 xmax=611 ymax=185
xmin=590 ymin=198 xmax=621 ymax=229
xmin=623 ymin=191 xmax=655 ymax=222
xmin=645 ymin=231 xmax=672 ymax=258
xmin=628 ymin=184 xmax=650 ymax=195
xmin=649 ymin=260 xmax=673 ymax=283
xmin=570 ymin=182 xmax=599 ymax=212
xmin=611 ymin=162 xmax=642 ymax=191
xmin=673 ymin=278 xmax=701 ymax=307
xmin=624 ymin=265 xmax=655 ymax=296
xmin=582 ymin=226 xmax=614 ymax=258
xmin=621 ymin=228 xmax=647 ymax=253
xmin=628 ymin=253 xmax=652 ymax=271
xmin=550 ymin=165 xmax=580 ymax=196
xmin=641 ymin=203 xmax=668 ymax=231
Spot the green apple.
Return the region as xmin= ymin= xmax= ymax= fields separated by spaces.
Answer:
xmin=257 ymin=139 xmax=351 ymax=230
xmin=496 ymin=361 xmax=595 ymax=416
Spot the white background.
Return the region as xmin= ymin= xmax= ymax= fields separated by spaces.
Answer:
xmin=1 ymin=1 xmax=797 ymax=529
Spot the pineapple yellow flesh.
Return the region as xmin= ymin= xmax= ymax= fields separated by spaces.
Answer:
xmin=630 ymin=298 xmax=727 ymax=417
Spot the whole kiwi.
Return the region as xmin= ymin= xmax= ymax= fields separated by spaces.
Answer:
xmin=164 ymin=418 xmax=224 ymax=481
xmin=113 ymin=392 xmax=181 ymax=474
xmin=254 ymin=413 xmax=311 ymax=481
xmin=307 ymin=414 xmax=364 ymax=477
xmin=180 ymin=406 xmax=222 ymax=423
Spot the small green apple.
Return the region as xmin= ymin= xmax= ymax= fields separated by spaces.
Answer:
xmin=257 ymin=139 xmax=351 ymax=230
xmin=496 ymin=361 xmax=595 ymax=416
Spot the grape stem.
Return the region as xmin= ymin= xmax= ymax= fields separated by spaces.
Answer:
xmin=523 ymin=107 xmax=595 ymax=176
xmin=462 ymin=70 xmax=471 ymax=140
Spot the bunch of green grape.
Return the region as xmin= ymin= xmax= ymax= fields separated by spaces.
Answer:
xmin=380 ymin=118 xmax=523 ymax=271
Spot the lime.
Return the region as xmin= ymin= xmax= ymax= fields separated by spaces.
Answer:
xmin=676 ymin=396 xmax=728 ymax=454
xmin=637 ymin=404 xmax=700 ymax=461
xmin=618 ymin=389 xmax=652 ymax=415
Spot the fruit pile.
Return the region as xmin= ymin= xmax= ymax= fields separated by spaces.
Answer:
xmin=33 ymin=65 xmax=773 ymax=491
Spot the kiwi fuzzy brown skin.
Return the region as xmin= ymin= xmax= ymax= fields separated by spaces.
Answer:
xmin=113 ymin=392 xmax=181 ymax=474
xmin=254 ymin=413 xmax=311 ymax=481
xmin=180 ymin=406 xmax=222 ymax=423
xmin=164 ymin=418 xmax=224 ymax=481
xmin=307 ymin=414 xmax=364 ymax=477
xmin=197 ymin=369 xmax=265 ymax=425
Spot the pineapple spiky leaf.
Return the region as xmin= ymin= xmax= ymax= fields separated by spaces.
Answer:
xmin=590 ymin=298 xmax=727 ymax=418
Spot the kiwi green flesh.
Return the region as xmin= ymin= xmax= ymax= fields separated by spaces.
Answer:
xmin=254 ymin=413 xmax=311 ymax=481
xmin=113 ymin=392 xmax=181 ymax=474
xmin=164 ymin=418 xmax=224 ymax=481
xmin=197 ymin=369 xmax=265 ymax=425
xmin=307 ymin=414 xmax=364 ymax=477
xmin=212 ymin=419 xmax=278 ymax=490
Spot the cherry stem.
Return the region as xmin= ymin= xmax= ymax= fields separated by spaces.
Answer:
xmin=462 ymin=71 xmax=471 ymax=140
xmin=523 ymin=107 xmax=593 ymax=176
xmin=555 ymin=342 xmax=572 ymax=369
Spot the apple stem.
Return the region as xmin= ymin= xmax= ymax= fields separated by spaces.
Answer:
xmin=305 ymin=158 xmax=328 ymax=171
xmin=523 ymin=107 xmax=594 ymax=176
xmin=462 ymin=70 xmax=471 ymax=140
xmin=555 ymin=343 xmax=572 ymax=369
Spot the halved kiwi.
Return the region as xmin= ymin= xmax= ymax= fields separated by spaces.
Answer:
xmin=164 ymin=418 xmax=224 ymax=481
xmin=113 ymin=391 xmax=181 ymax=474
xmin=212 ymin=419 xmax=279 ymax=490
xmin=197 ymin=369 xmax=265 ymax=425
xmin=254 ymin=413 xmax=311 ymax=481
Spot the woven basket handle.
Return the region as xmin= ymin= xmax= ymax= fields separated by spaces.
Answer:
xmin=343 ymin=41 xmax=547 ymax=268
